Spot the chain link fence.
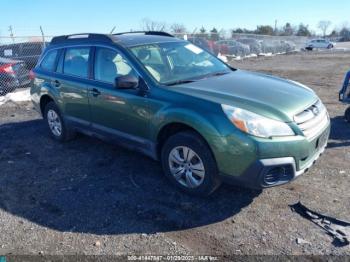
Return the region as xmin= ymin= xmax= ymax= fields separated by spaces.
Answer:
xmin=175 ymin=33 xmax=310 ymax=59
xmin=0 ymin=36 xmax=53 ymax=96
xmin=0 ymin=33 xmax=310 ymax=96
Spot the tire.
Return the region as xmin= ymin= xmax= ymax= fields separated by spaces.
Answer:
xmin=161 ymin=131 xmax=221 ymax=196
xmin=327 ymin=44 xmax=333 ymax=49
xmin=345 ymin=107 xmax=350 ymax=122
xmin=44 ymin=101 xmax=76 ymax=142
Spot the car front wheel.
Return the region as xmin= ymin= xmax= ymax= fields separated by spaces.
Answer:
xmin=161 ymin=131 xmax=221 ymax=196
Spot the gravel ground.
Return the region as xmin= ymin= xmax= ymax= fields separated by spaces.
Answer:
xmin=0 ymin=51 xmax=349 ymax=258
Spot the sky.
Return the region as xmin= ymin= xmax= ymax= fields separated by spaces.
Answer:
xmin=0 ymin=0 xmax=349 ymax=37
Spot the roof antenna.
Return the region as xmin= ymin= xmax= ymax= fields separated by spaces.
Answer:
xmin=110 ymin=26 xmax=116 ymax=34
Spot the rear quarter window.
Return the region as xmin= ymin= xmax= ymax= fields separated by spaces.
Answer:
xmin=40 ymin=49 xmax=58 ymax=71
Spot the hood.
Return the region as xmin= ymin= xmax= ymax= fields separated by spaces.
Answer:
xmin=170 ymin=70 xmax=318 ymax=122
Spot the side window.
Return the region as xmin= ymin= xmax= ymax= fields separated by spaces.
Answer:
xmin=40 ymin=50 xmax=58 ymax=71
xmin=94 ymin=47 xmax=133 ymax=83
xmin=64 ymin=47 xmax=90 ymax=78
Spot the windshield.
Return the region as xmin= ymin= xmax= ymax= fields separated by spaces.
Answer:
xmin=130 ymin=41 xmax=231 ymax=85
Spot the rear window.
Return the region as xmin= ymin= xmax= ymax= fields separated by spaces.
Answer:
xmin=63 ymin=47 xmax=90 ymax=78
xmin=40 ymin=49 xmax=58 ymax=71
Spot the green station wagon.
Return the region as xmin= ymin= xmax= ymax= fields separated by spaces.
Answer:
xmin=31 ymin=32 xmax=330 ymax=195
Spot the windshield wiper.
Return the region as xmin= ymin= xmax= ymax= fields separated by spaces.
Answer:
xmin=212 ymin=71 xmax=230 ymax=76
xmin=164 ymin=71 xmax=230 ymax=86
xmin=204 ymin=71 xmax=230 ymax=78
xmin=165 ymin=79 xmax=196 ymax=86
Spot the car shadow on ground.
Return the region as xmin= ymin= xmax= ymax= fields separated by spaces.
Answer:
xmin=0 ymin=120 xmax=261 ymax=235
xmin=327 ymin=116 xmax=350 ymax=148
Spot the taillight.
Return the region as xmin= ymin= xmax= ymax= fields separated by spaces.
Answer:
xmin=0 ymin=63 xmax=14 ymax=74
xmin=29 ymin=70 xmax=35 ymax=80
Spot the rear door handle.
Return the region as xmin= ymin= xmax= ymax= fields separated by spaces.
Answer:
xmin=52 ymin=80 xmax=61 ymax=88
xmin=90 ymin=88 xmax=101 ymax=97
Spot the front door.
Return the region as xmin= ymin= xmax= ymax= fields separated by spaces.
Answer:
xmin=87 ymin=47 xmax=151 ymax=149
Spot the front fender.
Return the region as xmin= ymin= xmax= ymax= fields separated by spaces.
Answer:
xmin=151 ymin=106 xmax=223 ymax=143
xmin=151 ymin=105 xmax=258 ymax=177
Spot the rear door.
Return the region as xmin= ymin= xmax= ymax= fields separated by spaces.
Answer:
xmin=53 ymin=47 xmax=92 ymax=125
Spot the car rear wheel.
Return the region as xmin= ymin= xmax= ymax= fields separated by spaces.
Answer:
xmin=44 ymin=101 xmax=75 ymax=142
xmin=306 ymin=46 xmax=313 ymax=51
xmin=161 ymin=131 xmax=221 ymax=196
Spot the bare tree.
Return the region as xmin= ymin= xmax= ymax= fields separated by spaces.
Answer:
xmin=141 ymin=18 xmax=167 ymax=31
xmin=318 ymin=20 xmax=331 ymax=37
xmin=170 ymin=23 xmax=186 ymax=34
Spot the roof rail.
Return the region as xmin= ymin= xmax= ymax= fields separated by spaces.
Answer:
xmin=50 ymin=33 xmax=114 ymax=45
xmin=114 ymin=31 xmax=174 ymax=38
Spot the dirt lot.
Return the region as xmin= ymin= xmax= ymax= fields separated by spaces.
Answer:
xmin=0 ymin=51 xmax=349 ymax=258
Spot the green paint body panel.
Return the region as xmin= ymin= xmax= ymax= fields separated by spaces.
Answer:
xmin=31 ymin=38 xmax=330 ymax=187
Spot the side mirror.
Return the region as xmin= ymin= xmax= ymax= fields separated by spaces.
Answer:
xmin=115 ymin=74 xmax=139 ymax=89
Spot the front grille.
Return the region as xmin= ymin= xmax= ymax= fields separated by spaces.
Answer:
xmin=294 ymin=100 xmax=329 ymax=140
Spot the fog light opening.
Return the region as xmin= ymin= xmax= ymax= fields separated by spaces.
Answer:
xmin=264 ymin=165 xmax=293 ymax=185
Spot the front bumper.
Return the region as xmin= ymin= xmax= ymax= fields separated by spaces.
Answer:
xmin=221 ymin=142 xmax=327 ymax=189
xmin=218 ymin=124 xmax=330 ymax=189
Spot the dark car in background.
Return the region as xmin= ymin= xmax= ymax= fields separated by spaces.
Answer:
xmin=0 ymin=57 xmax=30 ymax=95
xmin=0 ymin=42 xmax=47 ymax=70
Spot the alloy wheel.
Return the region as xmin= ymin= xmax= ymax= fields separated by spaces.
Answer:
xmin=47 ymin=109 xmax=62 ymax=137
xmin=168 ymin=146 xmax=205 ymax=188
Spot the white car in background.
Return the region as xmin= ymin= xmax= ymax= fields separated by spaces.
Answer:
xmin=305 ymin=39 xmax=335 ymax=50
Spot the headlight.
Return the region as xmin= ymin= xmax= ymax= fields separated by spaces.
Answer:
xmin=221 ymin=104 xmax=295 ymax=138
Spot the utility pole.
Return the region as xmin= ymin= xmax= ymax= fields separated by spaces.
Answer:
xmin=274 ymin=20 xmax=278 ymax=35
xmin=40 ymin=26 xmax=46 ymax=48
xmin=9 ymin=25 xmax=15 ymax=43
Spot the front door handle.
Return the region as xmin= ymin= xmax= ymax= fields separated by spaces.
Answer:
xmin=90 ymin=88 xmax=101 ymax=97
